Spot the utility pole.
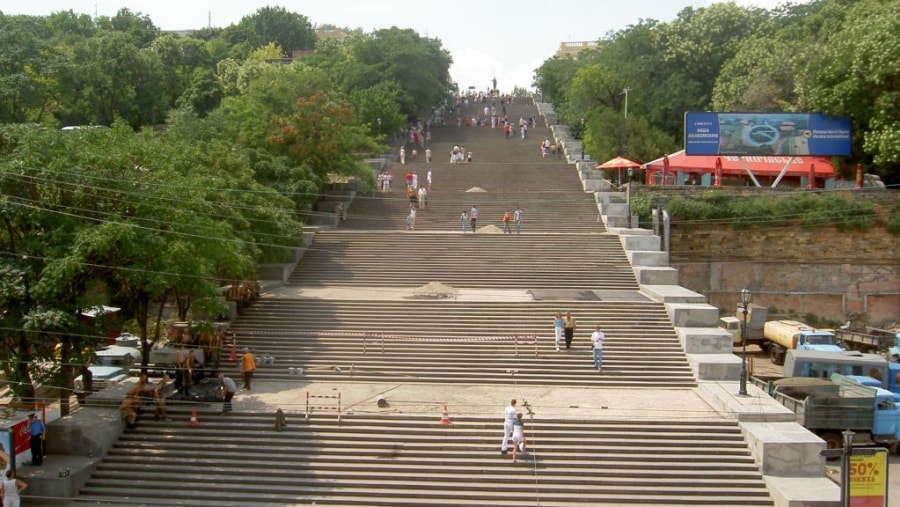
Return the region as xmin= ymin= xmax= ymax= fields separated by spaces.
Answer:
xmin=620 ymin=86 xmax=631 ymax=185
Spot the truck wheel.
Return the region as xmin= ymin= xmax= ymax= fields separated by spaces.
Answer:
xmin=769 ymin=347 xmax=784 ymax=366
xmin=820 ymin=432 xmax=843 ymax=460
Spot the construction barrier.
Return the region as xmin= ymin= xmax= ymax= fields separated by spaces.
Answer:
xmin=306 ymin=391 xmax=342 ymax=421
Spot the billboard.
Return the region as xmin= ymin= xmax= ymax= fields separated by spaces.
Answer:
xmin=685 ymin=112 xmax=852 ymax=156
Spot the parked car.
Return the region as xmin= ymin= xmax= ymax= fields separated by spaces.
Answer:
xmin=74 ymin=344 xmax=140 ymax=393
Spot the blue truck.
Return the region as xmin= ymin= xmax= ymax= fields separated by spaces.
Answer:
xmin=769 ymin=373 xmax=900 ymax=455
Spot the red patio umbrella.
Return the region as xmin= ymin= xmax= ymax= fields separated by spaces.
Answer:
xmin=595 ymin=156 xmax=641 ymax=170
xmin=714 ymin=157 xmax=722 ymax=187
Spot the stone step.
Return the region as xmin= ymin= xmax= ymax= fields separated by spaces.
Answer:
xmin=77 ymin=414 xmax=771 ymax=507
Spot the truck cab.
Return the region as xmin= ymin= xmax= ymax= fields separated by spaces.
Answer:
xmin=719 ymin=316 xmax=741 ymax=346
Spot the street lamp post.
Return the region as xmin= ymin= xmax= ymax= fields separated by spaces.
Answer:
xmin=738 ymin=288 xmax=752 ymax=396
xmin=581 ymin=118 xmax=585 ymax=160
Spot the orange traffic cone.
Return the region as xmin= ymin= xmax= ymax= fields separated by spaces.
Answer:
xmin=229 ymin=344 xmax=237 ymax=362
xmin=189 ymin=408 xmax=200 ymax=427
xmin=439 ymin=404 xmax=451 ymax=425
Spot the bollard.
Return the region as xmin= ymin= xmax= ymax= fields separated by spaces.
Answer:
xmin=274 ymin=408 xmax=286 ymax=431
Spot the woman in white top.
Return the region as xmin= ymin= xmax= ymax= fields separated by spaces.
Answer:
xmin=1 ymin=469 xmax=27 ymax=507
xmin=511 ymin=412 xmax=526 ymax=463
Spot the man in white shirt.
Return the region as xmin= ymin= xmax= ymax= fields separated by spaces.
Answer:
xmin=591 ymin=325 xmax=606 ymax=372
xmin=500 ymin=399 xmax=517 ymax=454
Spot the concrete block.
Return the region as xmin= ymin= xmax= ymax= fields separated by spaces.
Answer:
xmin=687 ymin=353 xmax=742 ymax=380
xmin=743 ymin=422 xmax=829 ymax=477
xmin=764 ymin=476 xmax=840 ymax=507
xmin=620 ymin=234 xmax=660 ymax=252
xmin=677 ymin=327 xmax=734 ymax=353
xmin=607 ymin=225 xmax=647 ymax=235
xmin=595 ymin=192 xmax=626 ymax=205
xmin=604 ymin=215 xmax=632 ymax=228
xmin=633 ymin=266 xmax=679 ymax=285
xmin=46 ymin=407 xmax=124 ymax=458
xmin=22 ymin=456 xmax=101 ymax=500
xmin=642 ymin=285 xmax=707 ymax=304
xmin=257 ymin=263 xmax=294 ymax=283
xmin=697 ymin=382 xmax=797 ymax=423
xmin=600 ymin=202 xmax=629 ymax=217
xmin=667 ymin=302 xmax=720 ymax=327
xmin=627 ymin=250 xmax=669 ymax=267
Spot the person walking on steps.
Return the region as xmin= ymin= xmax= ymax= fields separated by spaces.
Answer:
xmin=511 ymin=412 xmax=526 ymax=463
xmin=553 ymin=312 xmax=564 ymax=352
xmin=563 ymin=312 xmax=577 ymax=349
xmin=460 ymin=210 xmax=468 ymax=233
xmin=514 ymin=206 xmax=523 ymax=234
xmin=503 ymin=210 xmax=512 ymax=234
xmin=240 ymin=348 xmax=257 ymax=390
xmin=500 ymin=399 xmax=517 ymax=455
xmin=470 ymin=205 xmax=478 ymax=233
xmin=591 ymin=325 xmax=606 ymax=373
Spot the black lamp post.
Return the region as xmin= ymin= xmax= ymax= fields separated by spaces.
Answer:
xmin=581 ymin=118 xmax=585 ymax=160
xmin=738 ymin=288 xmax=752 ymax=396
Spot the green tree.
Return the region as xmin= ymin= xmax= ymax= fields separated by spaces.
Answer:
xmin=270 ymin=91 xmax=379 ymax=182
xmin=176 ymin=68 xmax=224 ymax=117
xmin=344 ymin=28 xmax=452 ymax=118
xmin=795 ymin=0 xmax=900 ymax=169
xmin=96 ymin=7 xmax=159 ymax=47
xmin=58 ymin=31 xmax=166 ymax=127
xmin=225 ymin=6 xmax=316 ymax=56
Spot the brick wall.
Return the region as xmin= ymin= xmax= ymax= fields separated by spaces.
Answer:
xmin=644 ymin=188 xmax=900 ymax=326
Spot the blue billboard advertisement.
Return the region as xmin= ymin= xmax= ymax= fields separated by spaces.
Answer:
xmin=684 ymin=112 xmax=852 ymax=156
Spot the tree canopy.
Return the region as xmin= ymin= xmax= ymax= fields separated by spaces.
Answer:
xmin=0 ymin=6 xmax=454 ymax=406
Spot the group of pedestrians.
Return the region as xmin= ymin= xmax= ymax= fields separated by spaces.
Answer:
xmin=553 ymin=312 xmax=606 ymax=372
xmin=500 ymin=399 xmax=527 ymax=463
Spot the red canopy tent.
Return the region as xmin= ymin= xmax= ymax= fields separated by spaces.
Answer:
xmin=643 ymin=150 xmax=836 ymax=187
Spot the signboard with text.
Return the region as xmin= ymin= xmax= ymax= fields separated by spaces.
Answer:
xmin=684 ymin=112 xmax=852 ymax=156
xmin=849 ymin=449 xmax=888 ymax=507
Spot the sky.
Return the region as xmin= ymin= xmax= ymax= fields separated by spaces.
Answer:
xmin=5 ymin=0 xmax=807 ymax=93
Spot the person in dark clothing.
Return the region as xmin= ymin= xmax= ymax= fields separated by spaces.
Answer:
xmin=28 ymin=414 xmax=45 ymax=466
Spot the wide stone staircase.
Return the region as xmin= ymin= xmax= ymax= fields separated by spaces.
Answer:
xmin=69 ymin=99 xmax=777 ymax=506
xmin=78 ymin=411 xmax=771 ymax=507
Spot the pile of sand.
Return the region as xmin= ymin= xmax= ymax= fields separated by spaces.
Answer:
xmin=477 ymin=224 xmax=504 ymax=234
xmin=466 ymin=187 xmax=487 ymax=193
xmin=410 ymin=281 xmax=458 ymax=299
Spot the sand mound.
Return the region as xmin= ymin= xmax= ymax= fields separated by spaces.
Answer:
xmin=411 ymin=281 xmax=458 ymax=299
xmin=477 ymin=225 xmax=504 ymax=234
xmin=466 ymin=187 xmax=487 ymax=192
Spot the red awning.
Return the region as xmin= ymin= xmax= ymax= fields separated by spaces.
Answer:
xmin=643 ymin=150 xmax=835 ymax=177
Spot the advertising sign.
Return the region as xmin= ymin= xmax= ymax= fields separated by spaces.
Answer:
xmin=684 ymin=112 xmax=851 ymax=156
xmin=849 ymin=449 xmax=888 ymax=507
